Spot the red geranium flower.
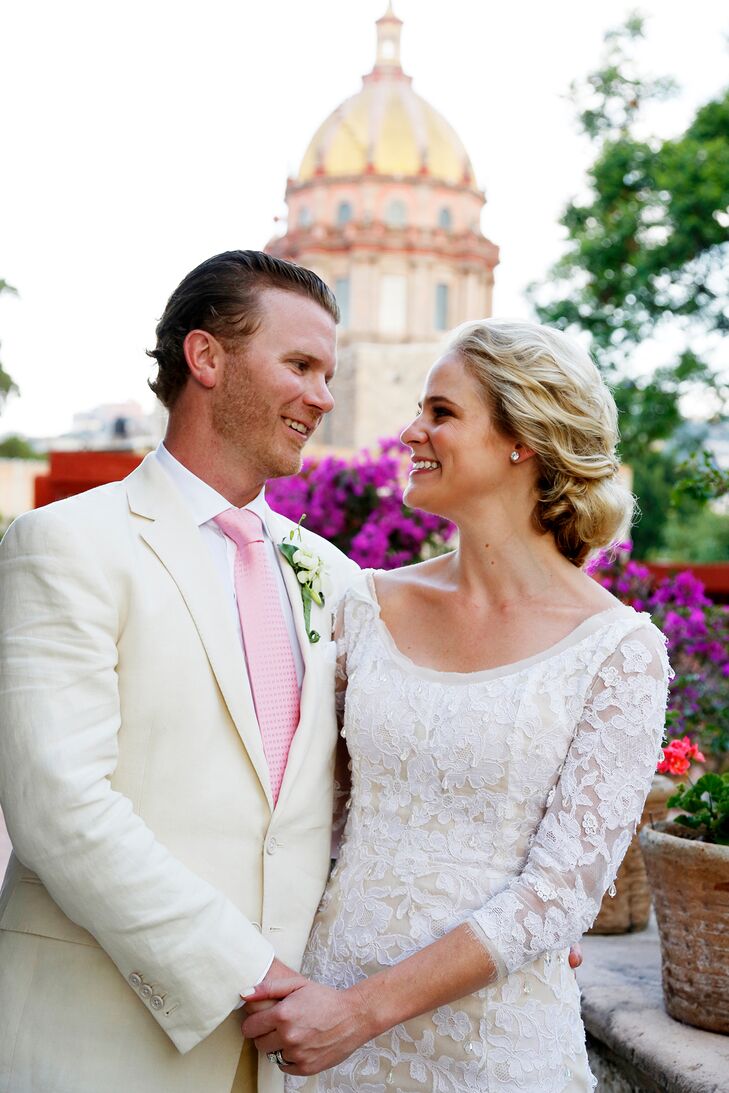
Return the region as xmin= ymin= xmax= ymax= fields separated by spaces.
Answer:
xmin=657 ymin=736 xmax=706 ymax=776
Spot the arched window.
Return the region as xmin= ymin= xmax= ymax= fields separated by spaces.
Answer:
xmin=335 ymin=278 xmax=350 ymax=329
xmin=385 ymin=199 xmax=407 ymax=228
xmin=336 ymin=201 xmax=353 ymax=226
xmin=435 ymin=283 xmax=449 ymax=331
xmin=298 ymin=206 xmax=313 ymax=228
xmin=379 ymin=275 xmax=407 ymax=335
xmin=438 ymin=207 xmax=452 ymax=230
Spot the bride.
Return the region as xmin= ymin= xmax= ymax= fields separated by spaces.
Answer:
xmin=242 ymin=320 xmax=670 ymax=1092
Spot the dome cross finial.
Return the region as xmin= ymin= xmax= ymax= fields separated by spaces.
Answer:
xmin=374 ymin=2 xmax=403 ymax=71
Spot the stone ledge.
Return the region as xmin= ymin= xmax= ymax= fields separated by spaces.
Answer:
xmin=577 ymin=920 xmax=729 ymax=1092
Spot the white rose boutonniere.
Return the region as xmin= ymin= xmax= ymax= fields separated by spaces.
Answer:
xmin=279 ymin=516 xmax=327 ymax=643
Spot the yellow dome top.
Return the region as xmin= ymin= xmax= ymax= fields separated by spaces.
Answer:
xmin=297 ymin=6 xmax=477 ymax=188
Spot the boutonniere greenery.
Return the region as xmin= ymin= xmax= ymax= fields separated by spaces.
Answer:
xmin=279 ymin=515 xmax=326 ymax=644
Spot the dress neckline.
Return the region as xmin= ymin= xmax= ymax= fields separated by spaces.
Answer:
xmin=363 ymin=568 xmax=634 ymax=684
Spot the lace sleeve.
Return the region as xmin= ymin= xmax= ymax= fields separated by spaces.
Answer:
xmin=469 ymin=622 xmax=670 ymax=979
xmin=331 ymin=596 xmax=351 ymax=856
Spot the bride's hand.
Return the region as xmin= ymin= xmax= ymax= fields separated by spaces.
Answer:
xmin=240 ymin=978 xmax=374 ymax=1077
xmin=241 ymin=944 xmax=583 ymax=1073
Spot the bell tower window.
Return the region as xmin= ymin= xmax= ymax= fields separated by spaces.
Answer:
xmin=385 ymin=199 xmax=407 ymax=228
xmin=335 ymin=278 xmax=351 ymax=329
xmin=435 ymin=283 xmax=449 ymax=331
xmin=379 ymin=275 xmax=407 ymax=336
xmin=337 ymin=201 xmax=353 ymax=226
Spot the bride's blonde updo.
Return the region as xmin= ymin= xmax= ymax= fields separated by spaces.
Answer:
xmin=447 ymin=319 xmax=634 ymax=567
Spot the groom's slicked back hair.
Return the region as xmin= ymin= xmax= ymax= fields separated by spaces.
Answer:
xmin=147 ymin=250 xmax=340 ymax=408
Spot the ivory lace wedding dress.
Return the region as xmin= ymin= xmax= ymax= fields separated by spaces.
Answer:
xmin=288 ymin=570 xmax=670 ymax=1093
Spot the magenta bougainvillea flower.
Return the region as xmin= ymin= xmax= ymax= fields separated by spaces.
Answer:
xmin=587 ymin=542 xmax=729 ymax=759
xmin=270 ymin=451 xmax=728 ymax=760
xmin=266 ymin=438 xmax=456 ymax=570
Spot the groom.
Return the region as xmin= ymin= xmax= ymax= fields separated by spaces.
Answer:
xmin=0 ymin=251 xmax=358 ymax=1093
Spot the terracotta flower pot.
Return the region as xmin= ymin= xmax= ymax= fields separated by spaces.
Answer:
xmin=640 ymin=820 xmax=729 ymax=1034
xmin=588 ymin=775 xmax=674 ymax=935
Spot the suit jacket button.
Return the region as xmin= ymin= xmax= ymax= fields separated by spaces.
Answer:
xmin=266 ymin=837 xmax=278 ymax=854
xmin=150 ymin=995 xmax=164 ymax=1011
xmin=128 ymin=973 xmax=142 ymax=990
xmin=140 ymin=984 xmax=153 ymax=1001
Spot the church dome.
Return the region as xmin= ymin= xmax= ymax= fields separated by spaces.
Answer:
xmin=296 ymin=4 xmax=477 ymax=189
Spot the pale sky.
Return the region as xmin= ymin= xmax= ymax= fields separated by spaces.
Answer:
xmin=1 ymin=0 xmax=727 ymax=438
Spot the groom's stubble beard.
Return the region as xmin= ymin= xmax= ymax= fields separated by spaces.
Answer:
xmin=211 ymin=347 xmax=304 ymax=482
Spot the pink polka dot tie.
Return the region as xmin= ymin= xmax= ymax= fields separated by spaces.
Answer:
xmin=214 ymin=508 xmax=300 ymax=804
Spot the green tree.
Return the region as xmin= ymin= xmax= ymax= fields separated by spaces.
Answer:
xmin=0 ymin=435 xmax=44 ymax=460
xmin=530 ymin=14 xmax=729 ymax=558
xmin=673 ymin=449 xmax=729 ymax=504
xmin=661 ymin=505 xmax=729 ymax=564
xmin=0 ymin=278 xmax=19 ymax=412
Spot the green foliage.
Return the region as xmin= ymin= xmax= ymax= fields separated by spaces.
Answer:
xmin=571 ymin=12 xmax=677 ymax=142
xmin=672 ymin=449 xmax=729 ymax=504
xmin=0 ymin=435 xmax=44 ymax=460
xmin=537 ymin=57 xmax=729 ymax=360
xmin=630 ymin=447 xmax=688 ymax=558
xmin=530 ymin=15 xmax=729 ymax=557
xmin=0 ymin=279 xmax=19 ymax=413
xmin=610 ymin=353 xmax=717 ymax=463
xmin=658 ymin=505 xmax=729 ymax=564
xmin=668 ymin=772 xmax=729 ymax=845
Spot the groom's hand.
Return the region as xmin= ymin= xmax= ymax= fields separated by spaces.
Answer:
xmin=241 ymin=958 xmax=305 ymax=1017
xmin=242 ymin=957 xmax=306 ymax=1014
xmin=241 ymin=978 xmax=373 ymax=1076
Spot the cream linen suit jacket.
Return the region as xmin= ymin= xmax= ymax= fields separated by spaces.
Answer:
xmin=0 ymin=453 xmax=358 ymax=1093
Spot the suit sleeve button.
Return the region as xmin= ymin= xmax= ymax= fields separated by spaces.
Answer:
xmin=140 ymin=984 xmax=153 ymax=1001
xmin=150 ymin=995 xmax=164 ymax=1011
xmin=128 ymin=973 xmax=142 ymax=990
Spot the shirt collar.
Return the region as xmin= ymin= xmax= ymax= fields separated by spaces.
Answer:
xmin=154 ymin=442 xmax=269 ymax=533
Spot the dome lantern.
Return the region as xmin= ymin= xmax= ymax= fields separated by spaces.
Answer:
xmin=374 ymin=2 xmax=404 ymax=73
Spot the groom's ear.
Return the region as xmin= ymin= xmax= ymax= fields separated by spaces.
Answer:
xmin=183 ymin=329 xmax=225 ymax=390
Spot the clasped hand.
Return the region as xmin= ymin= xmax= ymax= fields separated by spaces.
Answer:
xmin=241 ymin=944 xmax=583 ymax=1076
xmin=241 ymin=960 xmax=372 ymax=1077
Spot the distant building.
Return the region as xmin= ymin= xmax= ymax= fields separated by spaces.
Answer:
xmin=30 ymin=400 xmax=165 ymax=454
xmin=267 ymin=3 xmax=499 ymax=449
xmin=0 ymin=458 xmax=47 ymax=524
xmin=0 ymin=401 xmax=165 ymax=520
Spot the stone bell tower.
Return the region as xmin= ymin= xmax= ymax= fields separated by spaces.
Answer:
xmin=267 ymin=3 xmax=499 ymax=449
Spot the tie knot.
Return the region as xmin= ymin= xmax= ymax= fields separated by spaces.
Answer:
xmin=214 ymin=507 xmax=265 ymax=549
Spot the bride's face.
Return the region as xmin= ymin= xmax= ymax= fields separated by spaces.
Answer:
xmin=400 ymin=351 xmax=518 ymax=519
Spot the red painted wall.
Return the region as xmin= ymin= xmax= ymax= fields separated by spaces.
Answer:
xmin=34 ymin=450 xmax=143 ymax=508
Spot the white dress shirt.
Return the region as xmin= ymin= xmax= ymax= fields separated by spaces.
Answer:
xmin=153 ymin=443 xmax=304 ymax=688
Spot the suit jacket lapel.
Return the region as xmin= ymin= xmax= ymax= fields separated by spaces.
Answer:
xmin=265 ymin=506 xmax=332 ymax=811
xmin=126 ymin=455 xmax=273 ymax=808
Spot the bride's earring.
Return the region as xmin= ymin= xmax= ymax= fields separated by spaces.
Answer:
xmin=510 ymin=451 xmax=520 ymax=463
